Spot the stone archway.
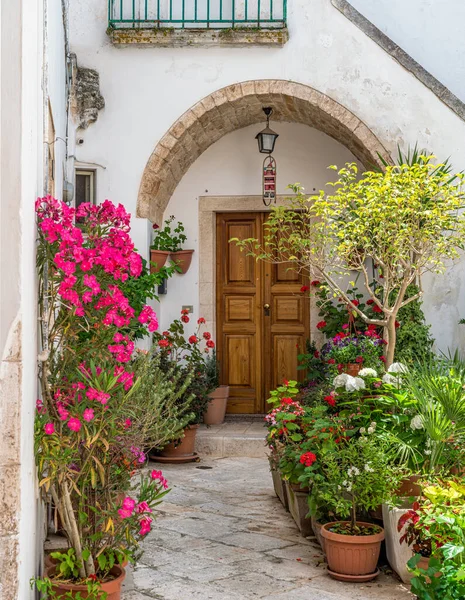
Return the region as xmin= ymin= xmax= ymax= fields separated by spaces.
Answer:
xmin=136 ymin=79 xmax=391 ymax=222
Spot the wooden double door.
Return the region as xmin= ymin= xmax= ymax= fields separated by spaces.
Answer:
xmin=216 ymin=213 xmax=310 ymax=414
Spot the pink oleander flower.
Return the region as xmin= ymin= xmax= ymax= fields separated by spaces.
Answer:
xmin=139 ymin=517 xmax=152 ymax=536
xmin=36 ymin=399 xmax=46 ymax=414
xmin=150 ymin=469 xmax=169 ymax=489
xmin=118 ymin=508 xmax=132 ymax=519
xmin=44 ymin=423 xmax=55 ymax=435
xmin=122 ymin=496 xmax=136 ymax=512
xmin=67 ymin=417 xmax=82 ymax=432
xmin=124 ymin=418 xmax=132 ymax=429
xmin=136 ymin=501 xmax=152 ymax=514
xmin=83 ymin=408 xmax=94 ymax=422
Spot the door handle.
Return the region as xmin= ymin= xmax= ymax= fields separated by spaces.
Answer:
xmin=264 ymin=303 xmax=270 ymax=316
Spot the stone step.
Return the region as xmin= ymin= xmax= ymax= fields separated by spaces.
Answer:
xmin=195 ymin=422 xmax=267 ymax=458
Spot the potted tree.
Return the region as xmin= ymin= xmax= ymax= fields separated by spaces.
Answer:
xmin=233 ymin=157 xmax=465 ymax=367
xmin=314 ymin=432 xmax=402 ymax=581
xmin=34 ymin=197 xmax=168 ymax=598
xmin=150 ymin=216 xmax=194 ymax=274
xmin=204 ymin=350 xmax=230 ymax=425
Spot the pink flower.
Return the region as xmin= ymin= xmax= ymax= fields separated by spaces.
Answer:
xmin=124 ymin=418 xmax=132 ymax=429
xmin=83 ymin=408 xmax=94 ymax=422
xmin=139 ymin=517 xmax=152 ymax=536
xmin=136 ymin=501 xmax=152 ymax=514
xmin=122 ymin=496 xmax=136 ymax=512
xmin=150 ymin=469 xmax=169 ymax=490
xmin=342 ymin=324 xmax=349 ymax=330
xmin=118 ymin=508 xmax=132 ymax=519
xmin=67 ymin=417 xmax=82 ymax=432
xmin=44 ymin=423 xmax=55 ymax=435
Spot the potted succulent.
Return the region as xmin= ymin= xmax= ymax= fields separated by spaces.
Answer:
xmin=150 ymin=216 xmax=193 ymax=274
xmin=313 ymin=432 xmax=402 ymax=581
xmin=152 ymin=311 xmax=213 ymax=462
xmin=34 ymin=197 xmax=168 ymax=598
xmin=204 ymin=350 xmax=230 ymax=425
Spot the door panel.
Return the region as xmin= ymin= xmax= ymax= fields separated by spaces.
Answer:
xmin=217 ymin=214 xmax=262 ymax=414
xmin=216 ymin=212 xmax=309 ymax=414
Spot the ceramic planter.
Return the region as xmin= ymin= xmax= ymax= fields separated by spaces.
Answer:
xmin=269 ymin=459 xmax=289 ymax=511
xmin=287 ymin=483 xmax=313 ymax=537
xmin=45 ymin=565 xmax=125 ymax=600
xmin=149 ymin=249 xmax=170 ymax=273
xmin=204 ymin=385 xmax=229 ymax=425
xmin=170 ymin=249 xmax=194 ymax=274
xmin=321 ymin=521 xmax=384 ymax=582
xmin=151 ymin=425 xmax=199 ymax=463
xmin=382 ymin=502 xmax=415 ymax=584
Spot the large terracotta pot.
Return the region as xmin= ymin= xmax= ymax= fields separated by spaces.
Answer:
xmin=170 ymin=249 xmax=194 ymax=274
xmin=45 ymin=565 xmax=125 ymax=600
xmin=397 ymin=475 xmax=422 ymax=497
xmin=321 ymin=521 xmax=384 ymax=582
xmin=204 ymin=385 xmax=229 ymax=425
xmin=150 ymin=249 xmax=169 ymax=273
xmin=343 ymin=363 xmax=361 ymax=377
xmin=159 ymin=425 xmax=199 ymax=459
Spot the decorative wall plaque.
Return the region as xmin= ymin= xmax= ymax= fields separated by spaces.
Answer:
xmin=262 ymin=156 xmax=277 ymax=206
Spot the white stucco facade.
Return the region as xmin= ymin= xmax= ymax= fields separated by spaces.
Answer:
xmin=67 ymin=0 xmax=465 ymax=353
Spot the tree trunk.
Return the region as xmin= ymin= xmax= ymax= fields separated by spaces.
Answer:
xmin=385 ymin=314 xmax=397 ymax=369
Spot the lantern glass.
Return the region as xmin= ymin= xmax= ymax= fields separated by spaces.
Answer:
xmin=256 ymin=127 xmax=279 ymax=154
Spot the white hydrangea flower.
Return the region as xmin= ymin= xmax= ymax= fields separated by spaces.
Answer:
xmin=359 ymin=427 xmax=366 ymax=434
xmin=359 ymin=368 xmax=377 ymax=378
xmin=370 ymin=422 xmax=377 ymax=429
xmin=410 ymin=415 xmax=424 ymax=430
xmin=346 ymin=376 xmax=366 ymax=392
xmin=388 ymin=362 xmax=409 ymax=374
xmin=424 ymin=449 xmax=432 ymax=455
xmin=333 ymin=373 xmax=350 ymax=388
xmin=367 ymin=427 xmax=375 ymax=434
xmin=364 ymin=463 xmax=374 ymax=473
xmin=382 ymin=373 xmax=398 ymax=385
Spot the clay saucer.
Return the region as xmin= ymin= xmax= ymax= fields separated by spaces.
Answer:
xmin=327 ymin=568 xmax=380 ymax=582
xmin=149 ymin=452 xmax=200 ymax=464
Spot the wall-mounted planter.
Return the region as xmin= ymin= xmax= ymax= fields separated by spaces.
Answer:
xmin=150 ymin=249 xmax=170 ymax=273
xmin=171 ymin=249 xmax=194 ymax=274
xmin=287 ymin=483 xmax=313 ymax=537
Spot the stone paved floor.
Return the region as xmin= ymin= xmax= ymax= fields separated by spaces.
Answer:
xmin=123 ymin=457 xmax=411 ymax=600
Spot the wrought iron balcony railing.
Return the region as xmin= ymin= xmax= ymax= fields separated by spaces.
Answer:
xmin=108 ymin=0 xmax=287 ymax=29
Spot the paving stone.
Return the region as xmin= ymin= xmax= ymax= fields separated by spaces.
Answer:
xmin=124 ymin=456 xmax=409 ymax=600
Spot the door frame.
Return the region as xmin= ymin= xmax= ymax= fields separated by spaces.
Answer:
xmin=198 ymin=196 xmax=321 ymax=403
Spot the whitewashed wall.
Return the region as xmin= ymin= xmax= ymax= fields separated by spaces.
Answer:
xmin=350 ymin=0 xmax=465 ymax=103
xmin=68 ymin=0 xmax=465 ymax=353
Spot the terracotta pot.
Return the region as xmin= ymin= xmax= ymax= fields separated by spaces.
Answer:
xmin=160 ymin=425 xmax=199 ymax=458
xmin=170 ymin=249 xmax=194 ymax=274
xmin=204 ymin=386 xmax=229 ymax=425
xmin=397 ymin=475 xmax=422 ymax=498
xmin=321 ymin=521 xmax=384 ymax=581
xmin=287 ymin=484 xmax=313 ymax=537
xmin=311 ymin=517 xmax=325 ymax=551
xmin=417 ymin=555 xmax=441 ymax=582
xmin=150 ymin=249 xmax=169 ymax=273
xmin=343 ymin=363 xmax=361 ymax=377
xmin=45 ymin=565 xmax=125 ymax=600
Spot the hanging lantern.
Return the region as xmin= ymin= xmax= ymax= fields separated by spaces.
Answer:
xmin=256 ymin=107 xmax=279 ymax=155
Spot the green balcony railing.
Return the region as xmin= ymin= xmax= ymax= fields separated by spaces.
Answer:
xmin=108 ymin=0 xmax=287 ymax=29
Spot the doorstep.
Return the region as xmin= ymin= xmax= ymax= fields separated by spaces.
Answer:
xmin=195 ymin=421 xmax=267 ymax=458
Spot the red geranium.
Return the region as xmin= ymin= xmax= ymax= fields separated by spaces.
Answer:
xmin=188 ymin=335 xmax=198 ymax=344
xmin=197 ymin=317 xmax=206 ymax=324
xmin=299 ymin=452 xmax=317 ymax=467
xmin=366 ymin=299 xmax=374 ymax=305
xmin=316 ymin=321 xmax=327 ymax=329
xmin=324 ymin=395 xmax=336 ymax=407
xmin=300 ymin=285 xmax=310 ymax=293
xmin=372 ymin=305 xmax=383 ymax=313
xmin=355 ymin=356 xmax=364 ymax=363
xmin=327 ymin=358 xmax=336 ymax=365
xmin=203 ymin=331 xmax=211 ymax=340
xmin=206 ymin=340 xmax=215 ymax=348
xmin=311 ymin=280 xmax=320 ymax=286
xmin=181 ymin=315 xmax=189 ymax=323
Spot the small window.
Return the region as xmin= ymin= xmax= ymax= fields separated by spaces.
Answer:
xmin=75 ymin=169 xmax=96 ymax=210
